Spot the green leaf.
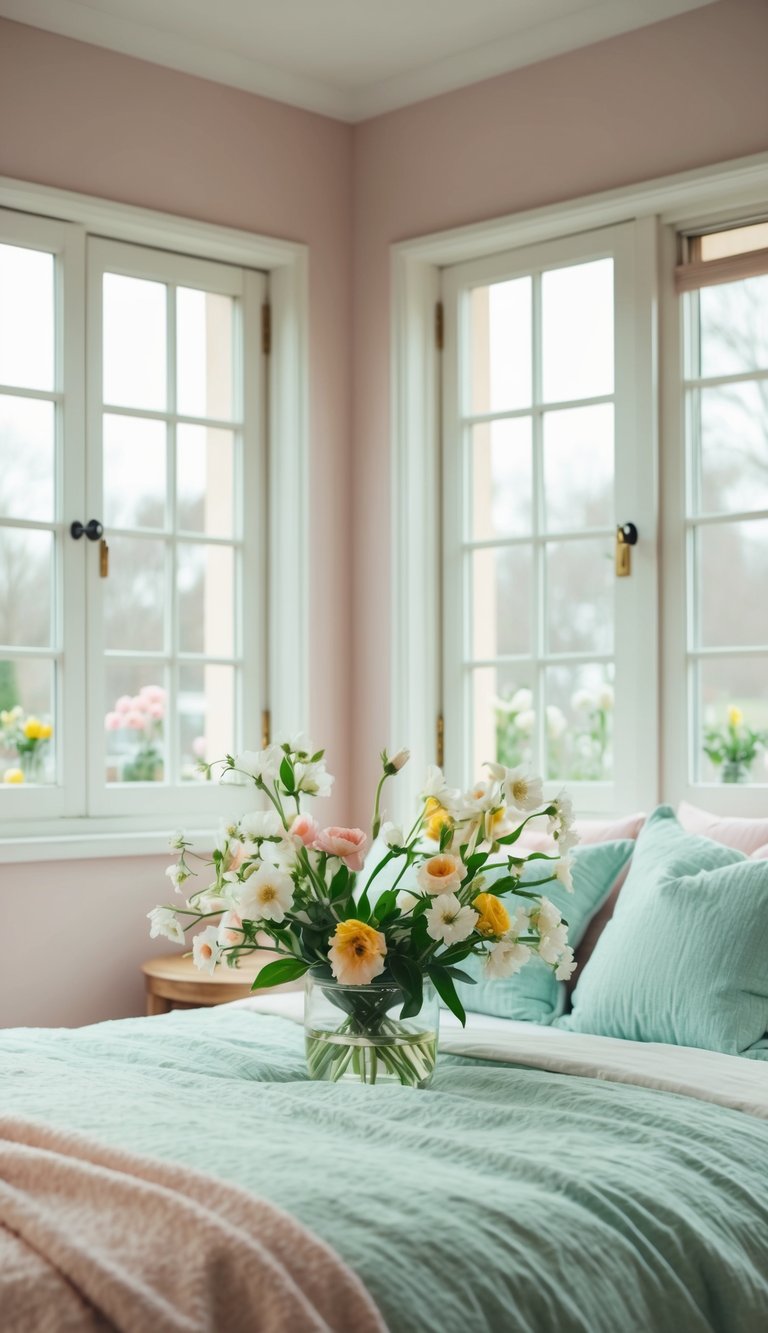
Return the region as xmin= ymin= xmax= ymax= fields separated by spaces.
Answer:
xmin=372 ymin=887 xmax=399 ymax=924
xmin=310 ymin=749 xmax=325 ymax=762
xmin=443 ymin=965 xmax=476 ymax=985
xmin=250 ymin=957 xmax=308 ymax=990
xmin=388 ymin=954 xmax=423 ymax=1019
xmin=329 ymin=864 xmax=350 ymax=900
xmin=439 ymin=823 xmax=453 ymax=852
xmin=427 ymin=964 xmax=466 ymax=1026
xmin=279 ymin=755 xmax=296 ymax=792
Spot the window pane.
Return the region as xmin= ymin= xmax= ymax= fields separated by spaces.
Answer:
xmin=104 ymin=536 xmax=166 ymax=652
xmin=0 ymin=658 xmax=55 ymax=785
xmin=699 ymin=276 xmax=768 ymax=378
xmin=544 ymin=663 xmax=614 ymax=781
xmin=103 ymin=273 xmax=167 ymax=410
xmin=698 ymin=656 xmax=768 ymax=785
xmin=0 ymin=528 xmax=52 ymax=647
xmin=471 ymin=418 xmax=532 ymax=540
xmin=471 ymin=546 xmax=532 ymax=658
xmin=472 ymin=665 xmax=535 ymax=776
xmin=103 ymin=414 xmax=166 ymax=530
xmin=177 ymin=425 xmax=235 ymax=536
xmin=0 ymin=243 xmax=54 ymax=391
xmin=694 ymin=382 xmax=768 ymax=516
xmin=544 ymin=404 xmax=613 ymax=531
xmin=698 ymin=519 xmax=768 ymax=649
xmin=469 ymin=278 xmax=531 ymax=414
xmin=542 ymin=258 xmax=613 ymax=403
xmin=0 ymin=396 xmax=55 ymax=522
xmin=178 ymin=662 xmax=234 ymax=780
xmin=177 ymin=288 xmax=234 ymax=421
xmin=178 ymin=543 xmax=235 ymax=656
xmin=105 ymin=664 xmax=166 ymax=783
xmin=547 ymin=539 xmax=613 ymax=655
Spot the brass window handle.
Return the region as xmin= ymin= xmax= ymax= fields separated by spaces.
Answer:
xmin=616 ymin=522 xmax=638 ymax=577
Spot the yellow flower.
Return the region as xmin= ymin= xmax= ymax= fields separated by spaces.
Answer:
xmin=3 ymin=768 xmax=24 ymax=784
xmin=328 ymin=918 xmax=387 ymax=985
xmin=39 ymin=722 xmax=53 ymax=739
xmin=473 ymin=892 xmax=510 ymax=938
xmin=727 ymin=705 xmax=744 ymax=728
xmin=23 ymin=717 xmax=44 ymax=740
xmin=425 ymin=796 xmax=453 ymax=842
xmin=0 ymin=710 xmax=11 ymax=726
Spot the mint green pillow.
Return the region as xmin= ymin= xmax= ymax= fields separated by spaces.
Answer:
xmin=449 ymin=839 xmax=634 ymax=1023
xmin=558 ymin=806 xmax=768 ymax=1055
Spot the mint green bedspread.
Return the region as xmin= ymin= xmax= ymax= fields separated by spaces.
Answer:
xmin=1 ymin=1007 xmax=766 ymax=1333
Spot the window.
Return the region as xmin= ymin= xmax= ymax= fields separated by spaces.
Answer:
xmin=0 ymin=207 xmax=268 ymax=838
xmin=440 ymin=225 xmax=657 ymax=812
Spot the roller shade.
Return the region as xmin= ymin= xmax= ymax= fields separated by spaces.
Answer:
xmin=675 ymin=220 xmax=768 ymax=293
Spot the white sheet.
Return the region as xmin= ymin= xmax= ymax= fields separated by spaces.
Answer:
xmin=233 ymin=991 xmax=768 ymax=1119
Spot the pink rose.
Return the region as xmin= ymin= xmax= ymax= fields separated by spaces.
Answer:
xmin=147 ymin=701 xmax=165 ymax=720
xmin=140 ymin=685 xmax=167 ymax=705
xmin=290 ymin=813 xmax=320 ymax=847
xmin=115 ymin=695 xmax=132 ymax=714
xmin=125 ymin=710 xmax=147 ymax=730
xmin=315 ymin=826 xmax=368 ymax=872
xmin=104 ymin=711 xmax=122 ymax=731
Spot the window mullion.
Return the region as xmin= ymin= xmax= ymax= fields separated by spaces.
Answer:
xmin=166 ymin=282 xmax=179 ymax=788
xmin=531 ymin=270 xmax=546 ymax=779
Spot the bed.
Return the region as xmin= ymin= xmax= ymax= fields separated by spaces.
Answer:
xmin=2 ymin=992 xmax=767 ymax=1332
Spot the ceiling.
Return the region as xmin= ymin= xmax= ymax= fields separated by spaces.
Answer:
xmin=2 ymin=0 xmax=718 ymax=121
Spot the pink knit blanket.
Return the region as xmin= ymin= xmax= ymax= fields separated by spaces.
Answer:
xmin=0 ymin=1116 xmax=387 ymax=1333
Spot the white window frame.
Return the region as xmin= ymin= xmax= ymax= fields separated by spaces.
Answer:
xmin=390 ymin=151 xmax=768 ymax=824
xmin=0 ymin=177 xmax=309 ymax=861
xmin=440 ymin=223 xmax=656 ymax=814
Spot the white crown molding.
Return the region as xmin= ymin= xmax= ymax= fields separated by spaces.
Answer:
xmin=1 ymin=0 xmax=716 ymax=124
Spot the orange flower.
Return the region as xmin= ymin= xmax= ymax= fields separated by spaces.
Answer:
xmin=473 ymin=892 xmax=511 ymax=938
xmin=328 ymin=919 xmax=387 ymax=985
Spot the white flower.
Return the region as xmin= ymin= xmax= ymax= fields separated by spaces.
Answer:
xmin=193 ymin=892 xmax=234 ymax=914
xmin=538 ymin=923 xmax=569 ymax=965
xmin=424 ymin=893 xmax=478 ymax=945
xmin=164 ymin=862 xmax=188 ymax=891
xmin=554 ymin=859 xmax=574 ymax=893
xmin=217 ymin=910 xmax=244 ymax=948
xmin=266 ymin=837 xmax=300 ymax=873
xmin=235 ymin=745 xmax=283 ymax=783
xmin=396 ymin=889 xmax=421 ymax=913
xmin=597 ymin=684 xmax=614 ymax=712
xmin=461 ymin=780 xmax=497 ymax=815
xmin=284 ymin=731 xmax=312 ymax=755
xmin=546 ymin=705 xmax=567 ymax=740
xmin=547 ymin=790 xmax=579 ymax=854
xmin=571 ymin=689 xmax=595 ymax=713
xmin=169 ymin=830 xmax=187 ymax=850
xmin=386 ymin=748 xmax=410 ymax=772
xmin=239 ymin=809 xmax=282 ymax=842
xmin=192 ymin=925 xmax=222 ymax=975
xmin=515 ymin=708 xmax=536 ymax=735
xmin=294 ymin=760 xmax=334 ymax=798
xmin=483 ymin=938 xmax=531 ymax=979
xmin=555 ymin=946 xmax=577 ymax=981
xmin=147 ymin=906 xmax=185 ymax=945
xmin=421 ymin=765 xmax=452 ymax=804
xmin=484 ymin=761 xmax=507 ymax=781
xmin=381 ymin=821 xmax=405 ymax=848
xmin=533 ymin=896 xmax=562 ymax=935
xmin=417 ymin=853 xmax=463 ymax=896
xmin=237 ymin=863 xmax=294 ymax=923
xmin=510 ymin=688 xmax=533 ymax=712
xmin=504 ymin=767 xmax=544 ymax=813
xmin=507 ymin=905 xmax=530 ymax=939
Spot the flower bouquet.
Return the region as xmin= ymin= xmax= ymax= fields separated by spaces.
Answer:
xmin=105 ymin=686 xmax=165 ymax=781
xmin=149 ymin=738 xmax=577 ymax=1087
xmin=703 ymin=704 xmax=767 ymax=784
xmin=0 ymin=706 xmax=53 ymax=783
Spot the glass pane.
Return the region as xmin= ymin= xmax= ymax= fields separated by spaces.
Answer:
xmin=178 ymin=662 xmax=234 ymax=780
xmin=177 ymin=288 xmax=234 ymax=420
xmin=103 ymin=273 xmax=166 ymax=410
xmin=542 ymin=258 xmax=613 ymax=403
xmin=0 ymin=243 xmax=54 ymax=391
xmin=105 ymin=663 xmax=166 ymax=783
xmin=103 ymin=414 xmax=166 ymax=530
xmin=544 ymin=404 xmax=613 ymax=531
xmin=471 ymin=547 xmax=532 ymax=658
xmin=547 ymin=538 xmax=613 ymax=655
xmin=104 ymin=536 xmax=166 ymax=651
xmin=178 ymin=543 xmax=235 ymax=656
xmin=469 ymin=277 xmax=531 ymax=414
xmin=545 ymin=663 xmax=614 ymax=781
xmin=472 ymin=665 xmax=535 ymax=777
xmin=699 ymin=276 xmax=768 ymax=378
xmin=471 ymin=418 xmax=532 ymax=540
xmin=0 ymin=658 xmax=55 ymax=785
xmin=177 ymin=425 xmax=235 ymax=536
xmin=695 ymin=383 xmax=768 ymax=516
xmin=0 ymin=528 xmax=52 ymax=647
xmin=698 ymin=520 xmax=768 ymax=649
xmin=0 ymin=396 xmax=55 ymax=522
xmin=698 ymin=656 xmax=768 ymax=785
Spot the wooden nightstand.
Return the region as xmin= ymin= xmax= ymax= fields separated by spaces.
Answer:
xmin=142 ymin=952 xmax=295 ymax=1015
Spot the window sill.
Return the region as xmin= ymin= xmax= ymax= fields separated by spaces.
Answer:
xmin=0 ymin=824 xmax=220 ymax=864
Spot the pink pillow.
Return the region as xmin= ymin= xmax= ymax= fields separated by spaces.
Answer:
xmin=752 ymin=843 xmax=768 ymax=860
xmin=677 ymin=801 xmax=768 ymax=857
xmin=520 ymin=812 xmax=646 ymax=854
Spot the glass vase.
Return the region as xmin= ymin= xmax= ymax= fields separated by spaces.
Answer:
xmin=304 ymin=973 xmax=439 ymax=1088
xmin=722 ymin=759 xmax=750 ymax=784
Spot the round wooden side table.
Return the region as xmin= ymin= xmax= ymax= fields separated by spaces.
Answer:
xmin=142 ymin=952 xmax=284 ymax=1015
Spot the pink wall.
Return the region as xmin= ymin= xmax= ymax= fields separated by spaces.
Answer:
xmin=350 ymin=0 xmax=768 ymax=820
xmin=0 ymin=18 xmax=353 ymax=1027
xmin=2 ymin=1 xmax=768 ymax=1025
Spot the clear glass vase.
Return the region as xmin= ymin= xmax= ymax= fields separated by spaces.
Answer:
xmin=304 ymin=974 xmax=439 ymax=1088
xmin=722 ymin=759 xmax=750 ymax=784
